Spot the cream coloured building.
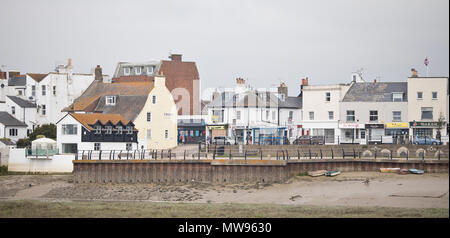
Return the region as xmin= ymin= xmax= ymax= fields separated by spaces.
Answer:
xmin=63 ymin=67 xmax=177 ymax=151
xmin=407 ymin=76 xmax=449 ymax=138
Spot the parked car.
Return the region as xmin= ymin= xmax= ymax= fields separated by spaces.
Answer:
xmin=293 ymin=136 xmax=324 ymax=145
xmin=212 ymin=136 xmax=235 ymax=145
xmin=413 ymin=136 xmax=442 ymax=145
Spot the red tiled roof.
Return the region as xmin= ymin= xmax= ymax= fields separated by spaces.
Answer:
xmin=111 ymin=75 xmax=154 ymax=83
xmin=70 ymin=113 xmax=131 ymax=131
xmin=27 ymin=73 xmax=48 ymax=82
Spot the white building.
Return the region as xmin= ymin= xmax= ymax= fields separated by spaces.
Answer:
xmin=339 ymin=81 xmax=409 ymax=144
xmin=301 ymin=78 xmax=351 ymax=144
xmin=56 ymin=113 xmax=139 ymax=153
xmin=205 ymin=79 xmax=302 ymax=144
xmin=5 ymin=96 xmax=37 ymax=135
xmin=407 ymin=70 xmax=449 ymax=139
xmin=0 ymin=111 xmax=28 ymax=142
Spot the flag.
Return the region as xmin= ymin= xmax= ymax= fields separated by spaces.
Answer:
xmin=424 ymin=57 xmax=429 ymax=66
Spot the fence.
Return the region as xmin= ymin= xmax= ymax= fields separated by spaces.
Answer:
xmin=75 ymin=142 xmax=449 ymax=161
xmin=26 ymin=149 xmax=59 ymax=156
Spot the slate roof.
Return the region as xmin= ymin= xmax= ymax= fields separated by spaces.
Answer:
xmin=342 ymin=82 xmax=408 ymax=102
xmin=208 ymin=92 xmax=302 ymax=109
xmin=0 ymin=112 xmax=27 ymax=126
xmin=64 ymin=80 xmax=154 ymax=112
xmin=279 ymin=96 xmax=302 ymax=109
xmin=93 ymin=95 xmax=149 ymax=121
xmin=7 ymin=96 xmax=36 ymax=108
xmin=69 ymin=113 xmax=134 ymax=131
xmin=0 ymin=139 xmax=16 ymax=146
xmin=8 ymin=75 xmax=26 ymax=86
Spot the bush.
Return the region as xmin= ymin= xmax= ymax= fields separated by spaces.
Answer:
xmin=15 ymin=124 xmax=56 ymax=148
xmin=0 ymin=166 xmax=7 ymax=176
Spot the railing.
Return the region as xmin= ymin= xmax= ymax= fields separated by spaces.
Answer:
xmin=75 ymin=143 xmax=449 ymax=161
xmin=26 ymin=149 xmax=59 ymax=157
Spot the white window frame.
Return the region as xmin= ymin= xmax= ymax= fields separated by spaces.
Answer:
xmin=165 ymin=129 xmax=168 ymax=139
xmin=42 ymin=85 xmax=46 ymax=96
xmin=94 ymin=143 xmax=101 ymax=151
xmin=147 ymin=129 xmax=151 ymax=139
xmin=393 ymin=111 xmax=401 ymax=122
xmin=417 ymin=91 xmax=423 ymax=100
xmin=126 ymin=126 xmax=133 ymax=134
xmin=41 ymin=105 xmax=46 ymax=115
xmin=152 ymin=95 xmax=156 ymax=104
xmin=53 ymin=86 xmax=56 ymax=95
xmin=9 ymin=128 xmax=18 ymax=136
xmin=106 ymin=96 xmax=116 ymax=105
xmin=11 ymin=106 xmax=15 ymax=115
xmin=346 ymin=110 xmax=355 ymax=122
xmin=147 ymin=66 xmax=153 ymax=74
xmin=236 ymin=110 xmax=241 ymax=120
xmin=116 ymin=126 xmax=123 ymax=134
xmin=124 ymin=67 xmax=130 ymax=76
xmin=135 ymin=67 xmax=142 ymax=75
xmin=147 ymin=112 xmax=151 ymax=122
xmin=62 ymin=124 xmax=77 ymax=135
xmin=421 ymin=107 xmax=433 ymax=120
xmin=31 ymin=85 xmax=36 ymax=97
xmin=309 ymin=111 xmax=314 ymax=120
xmin=369 ymin=110 xmax=378 ymax=122
xmin=325 ymin=92 xmax=331 ymax=102
xmin=105 ymin=126 xmax=112 ymax=134
xmin=95 ymin=125 xmax=101 ymax=134
xmin=126 ymin=143 xmax=132 ymax=151
xmin=393 ymin=93 xmax=403 ymax=102
xmin=328 ymin=111 xmax=334 ymax=120
xmin=432 ymin=92 xmax=438 ymax=100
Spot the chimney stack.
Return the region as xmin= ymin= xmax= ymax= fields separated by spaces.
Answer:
xmin=411 ymin=68 xmax=418 ymax=78
xmin=374 ymin=79 xmax=377 ymax=83
xmin=95 ymin=65 xmax=103 ymax=81
xmin=67 ymin=58 xmax=72 ymax=66
xmin=170 ymin=54 xmax=182 ymax=62
xmin=278 ymin=82 xmax=288 ymax=100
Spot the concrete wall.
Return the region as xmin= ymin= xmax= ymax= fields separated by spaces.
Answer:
xmin=72 ymin=158 xmax=448 ymax=184
xmin=0 ymin=148 xmax=9 ymax=167
xmin=8 ymin=148 xmax=73 ymax=173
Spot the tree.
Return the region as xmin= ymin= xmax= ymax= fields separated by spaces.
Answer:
xmin=15 ymin=124 xmax=56 ymax=148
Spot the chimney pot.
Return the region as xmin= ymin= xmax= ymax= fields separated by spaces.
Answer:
xmin=95 ymin=65 xmax=103 ymax=81
xmin=170 ymin=54 xmax=182 ymax=62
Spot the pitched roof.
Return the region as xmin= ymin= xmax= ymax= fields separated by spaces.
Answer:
xmin=342 ymin=82 xmax=408 ymax=102
xmin=0 ymin=112 xmax=27 ymax=126
xmin=27 ymin=73 xmax=48 ymax=83
xmin=111 ymin=75 xmax=154 ymax=83
xmin=0 ymin=139 xmax=16 ymax=146
xmin=208 ymin=91 xmax=280 ymax=108
xmin=69 ymin=113 xmax=132 ymax=131
xmin=93 ymin=95 xmax=149 ymax=121
xmin=279 ymin=96 xmax=302 ymax=109
xmin=8 ymin=75 xmax=26 ymax=86
xmin=7 ymin=96 xmax=36 ymax=108
xmin=159 ymin=60 xmax=200 ymax=79
xmin=64 ymin=80 xmax=154 ymax=112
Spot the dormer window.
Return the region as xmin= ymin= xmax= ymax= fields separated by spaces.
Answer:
xmin=95 ymin=125 xmax=101 ymax=134
xmin=124 ymin=67 xmax=130 ymax=76
xmin=116 ymin=126 xmax=123 ymax=134
xmin=126 ymin=126 xmax=133 ymax=134
xmin=135 ymin=67 xmax=142 ymax=75
xmin=105 ymin=126 xmax=112 ymax=134
xmin=147 ymin=66 xmax=153 ymax=74
xmin=393 ymin=92 xmax=403 ymax=102
xmin=106 ymin=96 xmax=116 ymax=105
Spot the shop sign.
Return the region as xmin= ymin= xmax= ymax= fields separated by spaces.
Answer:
xmin=207 ymin=125 xmax=226 ymax=130
xmin=365 ymin=124 xmax=385 ymax=129
xmin=409 ymin=121 xmax=441 ymax=128
xmin=339 ymin=123 xmax=364 ymax=129
xmin=385 ymin=122 xmax=409 ymax=128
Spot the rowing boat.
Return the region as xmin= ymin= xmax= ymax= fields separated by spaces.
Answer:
xmin=409 ymin=168 xmax=424 ymax=174
xmin=379 ymin=168 xmax=400 ymax=173
xmin=307 ymin=170 xmax=327 ymax=177
xmin=325 ymin=171 xmax=341 ymax=177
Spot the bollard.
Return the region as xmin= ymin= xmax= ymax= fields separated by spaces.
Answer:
xmin=320 ymin=149 xmax=322 ymax=159
xmin=309 ymin=149 xmax=312 ymax=160
xmin=184 ymin=150 xmax=186 ymax=160
xmin=406 ymin=150 xmax=408 ymax=161
xmin=297 ymin=150 xmax=300 ymax=160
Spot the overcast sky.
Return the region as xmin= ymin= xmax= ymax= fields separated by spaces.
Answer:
xmin=1 ymin=0 xmax=448 ymax=97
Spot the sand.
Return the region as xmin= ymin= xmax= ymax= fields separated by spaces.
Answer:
xmin=0 ymin=172 xmax=448 ymax=209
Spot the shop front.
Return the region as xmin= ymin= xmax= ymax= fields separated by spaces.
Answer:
xmin=409 ymin=121 xmax=445 ymax=140
xmin=206 ymin=125 xmax=228 ymax=141
xmin=177 ymin=119 xmax=206 ymax=144
xmin=338 ymin=123 xmax=365 ymax=144
xmin=253 ymin=127 xmax=286 ymax=145
xmin=365 ymin=124 xmax=385 ymax=143
xmin=385 ymin=122 xmax=409 ymax=144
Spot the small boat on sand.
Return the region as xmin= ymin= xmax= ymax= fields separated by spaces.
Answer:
xmin=409 ymin=168 xmax=424 ymax=174
xmin=380 ymin=168 xmax=400 ymax=173
xmin=325 ymin=171 xmax=341 ymax=177
xmin=308 ymin=170 xmax=327 ymax=177
xmin=398 ymin=169 xmax=409 ymax=174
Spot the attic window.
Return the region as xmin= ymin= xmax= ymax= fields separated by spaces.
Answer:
xmin=147 ymin=66 xmax=153 ymax=74
xmin=124 ymin=67 xmax=130 ymax=76
xmin=106 ymin=96 xmax=116 ymax=105
xmin=135 ymin=67 xmax=142 ymax=75
xmin=393 ymin=93 xmax=403 ymax=102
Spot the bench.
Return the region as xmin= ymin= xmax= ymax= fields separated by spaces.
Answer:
xmin=302 ymin=151 xmax=319 ymax=159
xmin=342 ymin=149 xmax=359 ymax=159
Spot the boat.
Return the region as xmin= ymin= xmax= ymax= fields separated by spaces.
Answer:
xmin=325 ymin=171 xmax=341 ymax=177
xmin=398 ymin=169 xmax=409 ymax=174
xmin=307 ymin=170 xmax=327 ymax=177
xmin=409 ymin=169 xmax=424 ymax=174
xmin=379 ymin=168 xmax=400 ymax=173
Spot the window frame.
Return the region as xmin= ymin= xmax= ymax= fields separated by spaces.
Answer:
xmin=421 ymin=107 xmax=433 ymax=120
xmin=328 ymin=111 xmax=334 ymax=120
xmin=309 ymin=111 xmax=314 ymax=120
xmin=346 ymin=110 xmax=355 ymax=122
xmin=105 ymin=96 xmax=116 ymax=106
xmin=147 ymin=112 xmax=151 ymax=122
xmin=325 ymin=92 xmax=331 ymax=102
xmin=369 ymin=110 xmax=378 ymax=122
xmin=135 ymin=67 xmax=142 ymax=75
xmin=42 ymin=85 xmax=46 ymax=96
xmin=124 ymin=67 xmax=130 ymax=76
xmin=432 ymin=91 xmax=438 ymax=100
xmin=392 ymin=111 xmax=401 ymax=122
xmin=417 ymin=91 xmax=423 ymax=100
xmin=94 ymin=143 xmax=101 ymax=151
